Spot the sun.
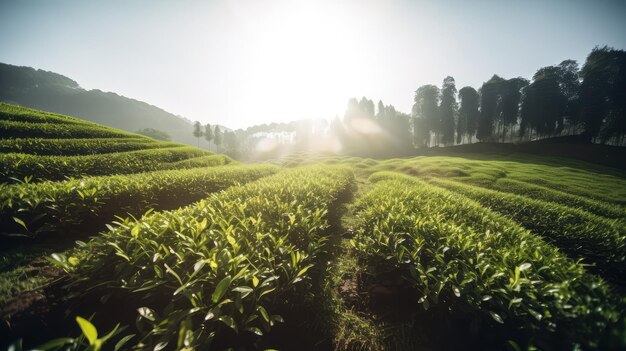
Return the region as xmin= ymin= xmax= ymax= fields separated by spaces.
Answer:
xmin=226 ymin=0 xmax=371 ymax=125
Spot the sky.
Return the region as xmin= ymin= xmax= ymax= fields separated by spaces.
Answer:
xmin=1 ymin=0 xmax=625 ymax=129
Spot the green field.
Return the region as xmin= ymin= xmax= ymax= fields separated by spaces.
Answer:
xmin=1 ymin=104 xmax=625 ymax=350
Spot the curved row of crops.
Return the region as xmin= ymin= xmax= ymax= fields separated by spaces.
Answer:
xmin=0 ymin=147 xmax=215 ymax=182
xmin=427 ymin=177 xmax=626 ymax=283
xmin=0 ymin=164 xmax=279 ymax=239
xmin=159 ymin=154 xmax=232 ymax=170
xmin=479 ymin=177 xmax=625 ymax=219
xmin=0 ymin=103 xmax=102 ymax=126
xmin=0 ymin=104 xmax=249 ymax=342
xmin=0 ymin=120 xmax=142 ymax=139
xmin=0 ymin=138 xmax=184 ymax=156
xmin=48 ymin=166 xmax=354 ymax=350
xmin=350 ymin=172 xmax=623 ymax=350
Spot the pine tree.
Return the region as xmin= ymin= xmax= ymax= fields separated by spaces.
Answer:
xmin=214 ymin=125 xmax=223 ymax=151
xmin=204 ymin=123 xmax=214 ymax=151
xmin=192 ymin=121 xmax=203 ymax=147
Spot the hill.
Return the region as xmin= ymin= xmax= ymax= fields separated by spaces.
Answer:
xmin=1 ymin=104 xmax=625 ymax=351
xmin=0 ymin=63 xmax=221 ymax=148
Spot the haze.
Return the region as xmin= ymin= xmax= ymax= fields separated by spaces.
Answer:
xmin=1 ymin=0 xmax=625 ymax=129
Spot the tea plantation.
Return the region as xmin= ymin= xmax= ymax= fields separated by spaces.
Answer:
xmin=1 ymin=104 xmax=625 ymax=350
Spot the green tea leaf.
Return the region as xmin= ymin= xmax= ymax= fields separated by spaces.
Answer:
xmin=13 ymin=217 xmax=27 ymax=230
xmin=212 ymin=276 xmax=232 ymax=303
xmin=75 ymin=316 xmax=98 ymax=345
xmin=489 ymin=311 xmax=504 ymax=324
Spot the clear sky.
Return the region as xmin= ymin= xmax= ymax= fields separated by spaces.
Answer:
xmin=1 ymin=0 xmax=625 ymax=129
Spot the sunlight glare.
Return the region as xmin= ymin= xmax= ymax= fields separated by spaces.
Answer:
xmin=229 ymin=0 xmax=371 ymax=123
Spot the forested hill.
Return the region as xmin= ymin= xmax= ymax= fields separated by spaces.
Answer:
xmin=0 ymin=63 xmax=214 ymax=147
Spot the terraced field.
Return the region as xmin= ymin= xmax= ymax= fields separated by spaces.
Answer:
xmin=1 ymin=104 xmax=625 ymax=350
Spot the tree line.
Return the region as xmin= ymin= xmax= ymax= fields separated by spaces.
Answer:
xmin=193 ymin=46 xmax=625 ymax=159
xmin=191 ymin=122 xmax=238 ymax=152
xmin=412 ymin=46 xmax=626 ymax=147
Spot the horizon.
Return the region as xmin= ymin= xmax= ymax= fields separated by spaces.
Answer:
xmin=1 ymin=0 xmax=625 ymax=129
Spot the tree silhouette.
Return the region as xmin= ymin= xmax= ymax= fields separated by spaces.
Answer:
xmin=477 ymin=75 xmax=505 ymax=141
xmin=413 ymin=117 xmax=429 ymax=148
xmin=344 ymin=98 xmax=361 ymax=124
xmin=359 ymin=97 xmax=375 ymax=119
xmin=224 ymin=130 xmax=237 ymax=150
xmin=192 ymin=121 xmax=203 ymax=147
xmin=500 ymin=77 xmax=529 ymax=141
xmin=457 ymin=87 xmax=480 ymax=144
xmin=213 ymin=126 xmax=223 ymax=150
xmin=580 ymin=46 xmax=626 ymax=143
xmin=376 ymin=100 xmax=385 ymax=122
xmin=204 ymin=123 xmax=214 ymax=151
xmin=413 ymin=85 xmax=440 ymax=146
xmin=439 ymin=76 xmax=457 ymax=146
xmin=520 ymin=67 xmax=566 ymax=140
xmin=558 ymin=60 xmax=582 ymax=135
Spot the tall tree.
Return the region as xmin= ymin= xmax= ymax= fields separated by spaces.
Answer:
xmin=224 ymin=131 xmax=237 ymax=150
xmin=344 ymin=97 xmax=361 ymax=123
xmin=376 ymin=100 xmax=385 ymax=122
xmin=477 ymin=75 xmax=505 ymax=141
xmin=605 ymin=50 xmax=626 ymax=144
xmin=439 ymin=76 xmax=457 ymax=145
xmin=500 ymin=77 xmax=529 ymax=141
xmin=580 ymin=46 xmax=626 ymax=143
xmin=558 ymin=60 xmax=582 ymax=134
xmin=204 ymin=123 xmax=214 ymax=150
xmin=412 ymin=85 xmax=439 ymax=146
xmin=329 ymin=116 xmax=347 ymax=146
xmin=412 ymin=117 xmax=430 ymax=148
xmin=383 ymin=105 xmax=413 ymax=150
xmin=520 ymin=67 xmax=566 ymax=139
xmin=214 ymin=125 xmax=223 ymax=150
xmin=457 ymin=87 xmax=480 ymax=144
xmin=359 ymin=97 xmax=375 ymax=119
xmin=192 ymin=121 xmax=203 ymax=147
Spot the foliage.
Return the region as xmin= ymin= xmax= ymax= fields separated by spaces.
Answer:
xmin=0 ymin=103 xmax=94 ymax=125
xmin=580 ymin=46 xmax=626 ymax=142
xmin=54 ymin=166 xmax=354 ymax=349
xmin=203 ymin=123 xmax=214 ymax=144
xmin=412 ymin=85 xmax=439 ymax=146
xmin=0 ymin=146 xmax=212 ymax=182
xmin=213 ymin=125 xmax=222 ymax=147
xmin=0 ymin=138 xmax=182 ymax=156
xmin=135 ymin=128 xmax=171 ymax=141
xmin=428 ymin=177 xmax=626 ymax=283
xmin=456 ymin=86 xmax=480 ymax=144
xmin=7 ymin=316 xmax=131 ymax=351
xmin=352 ymin=172 xmax=623 ymax=349
xmin=484 ymin=177 xmax=625 ymax=219
xmin=439 ymin=76 xmax=457 ymax=146
xmin=477 ymin=75 xmax=505 ymax=141
xmin=159 ymin=154 xmax=233 ymax=170
xmin=0 ymin=120 xmax=140 ymax=139
xmin=0 ymin=164 xmax=277 ymax=239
